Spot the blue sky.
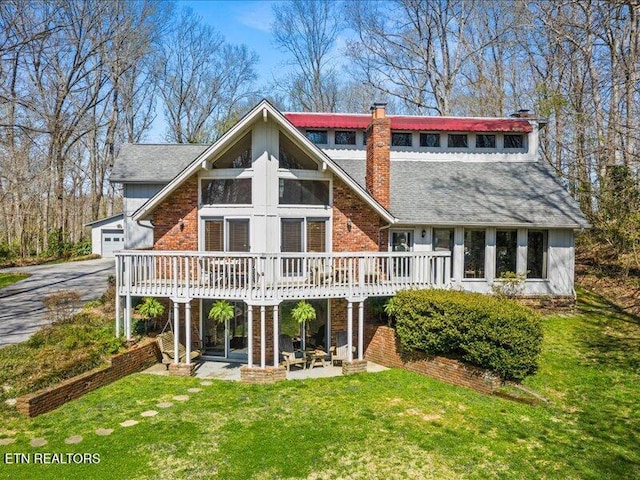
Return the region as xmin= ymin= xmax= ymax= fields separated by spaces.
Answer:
xmin=184 ymin=0 xmax=284 ymax=83
xmin=148 ymin=1 xmax=285 ymax=141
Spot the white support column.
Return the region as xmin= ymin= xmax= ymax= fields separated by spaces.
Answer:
xmin=260 ymin=306 xmax=266 ymax=368
xmin=115 ymin=294 xmax=121 ymax=338
xmin=125 ymin=294 xmax=132 ymax=341
xmin=247 ymin=305 xmax=253 ymax=367
xmin=198 ymin=300 xmax=204 ymax=349
xmin=347 ymin=300 xmax=353 ymax=362
xmin=273 ymin=305 xmax=279 ymax=367
xmin=115 ymin=259 xmax=121 ymax=337
xmin=185 ymin=301 xmax=192 ymax=365
xmin=358 ymin=301 xmax=364 ymax=361
xmin=173 ymin=301 xmax=180 ymax=365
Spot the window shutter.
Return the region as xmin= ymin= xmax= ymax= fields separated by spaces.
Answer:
xmin=281 ymin=219 xmax=303 ymax=252
xmin=306 ymin=221 xmax=326 ymax=252
xmin=227 ymin=220 xmax=250 ymax=252
xmin=204 ymin=220 xmax=223 ymax=251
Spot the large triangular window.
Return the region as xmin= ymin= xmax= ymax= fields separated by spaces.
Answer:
xmin=279 ymin=133 xmax=318 ymax=170
xmin=212 ymin=132 xmax=252 ymax=169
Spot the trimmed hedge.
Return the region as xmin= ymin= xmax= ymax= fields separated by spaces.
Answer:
xmin=390 ymin=290 xmax=543 ymax=381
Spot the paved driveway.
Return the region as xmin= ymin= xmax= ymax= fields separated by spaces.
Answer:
xmin=0 ymin=258 xmax=115 ymax=347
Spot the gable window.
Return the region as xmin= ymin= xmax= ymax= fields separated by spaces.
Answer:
xmin=204 ymin=219 xmax=250 ymax=252
xmin=448 ymin=134 xmax=468 ymax=148
xmin=279 ymin=179 xmax=329 ymax=205
xmin=212 ymin=132 xmax=252 ymax=168
xmin=496 ymin=230 xmax=517 ymax=277
xmin=201 ymin=179 xmax=251 ymax=205
xmin=279 ymin=133 xmax=318 ymax=170
xmin=305 ymin=130 xmax=327 ymax=145
xmin=504 ymin=134 xmax=524 ymax=149
xmin=335 ymin=130 xmax=356 ymax=145
xmin=476 ymin=134 xmax=496 ymax=149
xmin=464 ymin=229 xmax=485 ymax=278
xmin=527 ymin=230 xmax=548 ymax=279
xmin=420 ymin=133 xmax=440 ymax=147
xmin=391 ymin=132 xmax=412 ymax=147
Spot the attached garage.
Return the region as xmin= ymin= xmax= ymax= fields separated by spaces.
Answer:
xmin=85 ymin=213 xmax=124 ymax=258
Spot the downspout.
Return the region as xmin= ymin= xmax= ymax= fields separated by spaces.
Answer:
xmin=379 ymin=223 xmax=392 ymax=250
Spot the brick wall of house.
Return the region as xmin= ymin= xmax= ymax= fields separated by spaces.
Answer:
xmin=365 ymin=326 xmax=502 ymax=394
xmin=153 ymin=177 xmax=199 ymax=250
xmin=365 ymin=104 xmax=391 ymax=210
xmin=332 ymin=177 xmax=386 ymax=252
xmin=16 ymin=339 xmax=161 ymax=417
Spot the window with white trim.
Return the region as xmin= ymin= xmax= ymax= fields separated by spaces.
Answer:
xmin=496 ymin=230 xmax=517 ymax=277
xmin=476 ymin=134 xmax=496 ymax=149
xmin=527 ymin=230 xmax=548 ymax=278
xmin=204 ymin=219 xmax=250 ymax=252
xmin=201 ymin=179 xmax=251 ymax=205
xmin=448 ymin=134 xmax=468 ymax=148
xmin=464 ymin=229 xmax=485 ymax=278
xmin=279 ymin=179 xmax=329 ymax=205
xmin=504 ymin=134 xmax=524 ymax=149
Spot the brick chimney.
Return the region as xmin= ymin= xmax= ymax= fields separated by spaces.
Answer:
xmin=365 ymin=102 xmax=391 ymax=209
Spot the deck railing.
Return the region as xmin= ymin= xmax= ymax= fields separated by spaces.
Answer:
xmin=115 ymin=250 xmax=451 ymax=302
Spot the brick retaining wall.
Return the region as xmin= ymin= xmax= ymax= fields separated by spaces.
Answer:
xmin=16 ymin=339 xmax=161 ymax=417
xmin=240 ymin=366 xmax=287 ymax=384
xmin=364 ymin=325 xmax=502 ymax=394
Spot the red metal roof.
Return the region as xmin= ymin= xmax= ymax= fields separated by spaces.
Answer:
xmin=284 ymin=113 xmax=533 ymax=133
xmin=285 ymin=113 xmax=370 ymax=129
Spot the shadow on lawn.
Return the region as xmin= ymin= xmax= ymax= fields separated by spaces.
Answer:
xmin=576 ymin=288 xmax=640 ymax=371
xmin=569 ymin=289 xmax=640 ymax=476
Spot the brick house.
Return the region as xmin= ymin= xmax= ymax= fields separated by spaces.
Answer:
xmin=110 ymin=100 xmax=588 ymax=376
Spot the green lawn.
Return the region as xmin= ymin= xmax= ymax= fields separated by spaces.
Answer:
xmin=0 ymin=289 xmax=638 ymax=479
xmin=0 ymin=273 xmax=29 ymax=289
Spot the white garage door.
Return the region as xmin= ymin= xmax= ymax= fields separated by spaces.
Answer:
xmin=101 ymin=229 xmax=124 ymax=257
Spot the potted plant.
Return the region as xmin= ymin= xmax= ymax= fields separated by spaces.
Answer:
xmin=291 ymin=300 xmax=316 ymax=350
xmin=208 ymin=300 xmax=235 ymax=349
xmin=136 ymin=297 xmax=165 ymax=334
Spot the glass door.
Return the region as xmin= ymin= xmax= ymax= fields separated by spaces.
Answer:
xmin=391 ymin=230 xmax=413 ymax=278
xmin=202 ymin=300 xmax=248 ymax=361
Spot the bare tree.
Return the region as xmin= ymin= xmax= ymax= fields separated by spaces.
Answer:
xmin=271 ymin=0 xmax=343 ymax=112
xmin=347 ymin=0 xmax=482 ymax=115
xmin=153 ymin=8 xmax=258 ymax=144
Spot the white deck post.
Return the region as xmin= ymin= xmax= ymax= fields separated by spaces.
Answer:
xmin=199 ymin=302 xmax=204 ymax=349
xmin=260 ymin=305 xmax=266 ymax=368
xmin=273 ymin=304 xmax=279 ymax=367
xmin=173 ymin=301 xmax=180 ymax=365
xmin=125 ymin=294 xmax=132 ymax=341
xmin=247 ymin=304 xmax=253 ymax=367
xmin=347 ymin=300 xmax=353 ymax=362
xmin=358 ymin=301 xmax=364 ymax=361
xmin=115 ymin=294 xmax=121 ymax=338
xmin=115 ymin=258 xmax=120 ymax=337
xmin=185 ymin=301 xmax=191 ymax=365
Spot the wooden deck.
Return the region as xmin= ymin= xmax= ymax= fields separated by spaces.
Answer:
xmin=115 ymin=251 xmax=452 ymax=303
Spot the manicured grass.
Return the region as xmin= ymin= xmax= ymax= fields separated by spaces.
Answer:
xmin=0 ymin=273 xmax=29 ymax=289
xmin=0 ymin=289 xmax=638 ymax=479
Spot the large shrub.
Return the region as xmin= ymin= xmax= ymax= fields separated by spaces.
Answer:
xmin=391 ymin=290 xmax=543 ymax=381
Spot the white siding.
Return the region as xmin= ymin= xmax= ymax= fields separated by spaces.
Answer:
xmin=197 ymin=119 xmax=333 ymax=254
xmin=547 ymin=229 xmax=575 ymax=296
xmin=401 ymin=225 xmax=576 ymax=296
xmin=123 ymin=184 xmax=165 ymax=249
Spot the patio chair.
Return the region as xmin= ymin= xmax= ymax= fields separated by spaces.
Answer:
xmin=157 ymin=331 xmax=201 ymax=368
xmin=279 ymin=334 xmax=306 ymax=371
xmin=331 ymin=331 xmax=356 ymax=366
